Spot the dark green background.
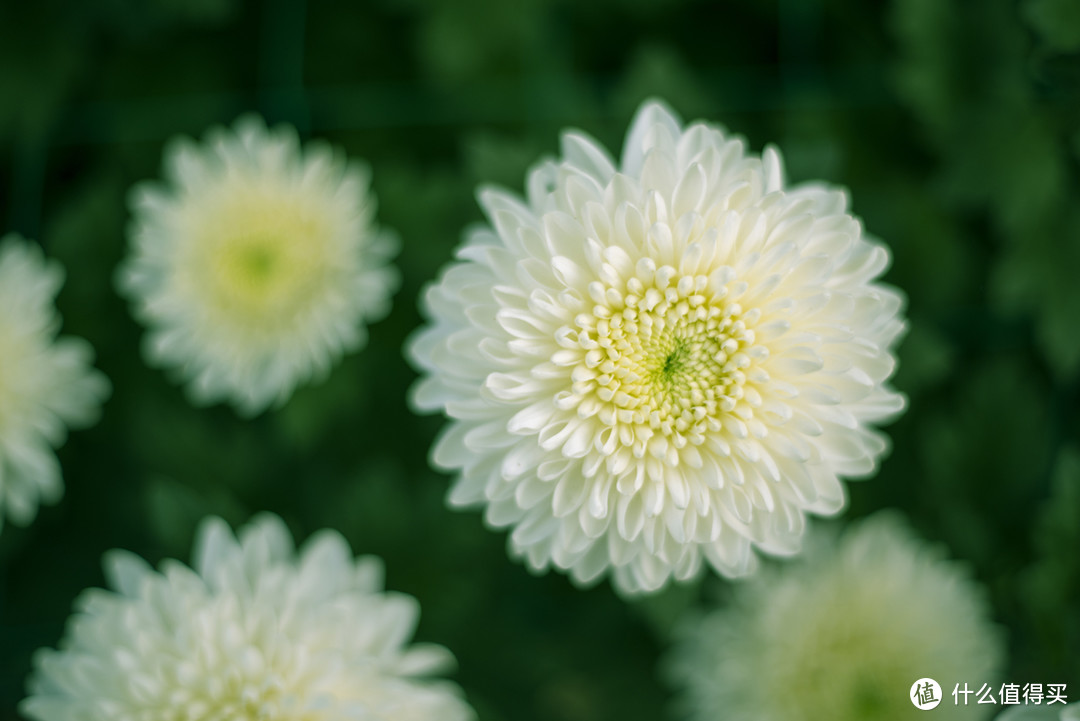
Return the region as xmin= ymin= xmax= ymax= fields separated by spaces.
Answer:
xmin=1 ymin=0 xmax=1078 ymax=719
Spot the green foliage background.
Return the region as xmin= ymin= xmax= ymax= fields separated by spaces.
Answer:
xmin=0 ymin=0 xmax=1078 ymax=718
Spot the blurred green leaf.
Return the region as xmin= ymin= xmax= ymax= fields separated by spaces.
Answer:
xmin=627 ymin=576 xmax=703 ymax=639
xmin=610 ymin=45 xmax=712 ymax=125
xmin=917 ymin=359 xmax=1052 ymax=570
xmin=144 ymin=476 xmax=246 ymax=557
xmin=993 ymin=208 xmax=1080 ymax=378
xmin=463 ymin=132 xmax=550 ymax=191
xmin=1024 ymin=0 xmax=1080 ymax=52
xmin=891 ymin=321 xmax=954 ymax=397
xmin=1020 ymin=446 xmax=1080 ymax=679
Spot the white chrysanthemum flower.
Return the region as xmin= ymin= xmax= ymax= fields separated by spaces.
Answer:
xmin=22 ymin=514 xmax=476 ymax=721
xmin=409 ymin=99 xmax=906 ymax=593
xmin=118 ymin=116 xmax=399 ymax=415
xmin=667 ymin=513 xmax=1003 ymax=721
xmin=0 ymin=235 xmax=109 ymax=534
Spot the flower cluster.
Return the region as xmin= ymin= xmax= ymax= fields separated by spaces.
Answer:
xmin=410 ymin=100 xmax=906 ymax=593
xmin=8 ymin=100 xmax=941 ymax=717
xmin=0 ymin=236 xmax=109 ymax=534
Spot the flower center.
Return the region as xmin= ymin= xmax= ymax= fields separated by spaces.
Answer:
xmin=560 ymin=262 xmax=765 ymax=462
xmin=199 ymin=191 xmax=333 ymax=326
xmin=646 ymin=329 xmax=727 ymax=416
xmin=218 ymin=234 xmax=287 ymax=296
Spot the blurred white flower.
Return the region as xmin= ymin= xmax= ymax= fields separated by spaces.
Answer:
xmin=666 ymin=513 xmax=1003 ymax=721
xmin=409 ymin=99 xmax=906 ymax=593
xmin=118 ymin=116 xmax=399 ymax=415
xmin=0 ymin=235 xmax=108 ymax=534
xmin=22 ymin=514 xmax=475 ymax=721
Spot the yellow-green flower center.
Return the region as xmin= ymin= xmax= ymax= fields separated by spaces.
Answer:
xmin=562 ymin=264 xmax=765 ymax=458
xmin=217 ymin=233 xmax=288 ymax=298
xmin=198 ymin=190 xmax=333 ymax=327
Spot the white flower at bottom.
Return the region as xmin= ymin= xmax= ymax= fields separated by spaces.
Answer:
xmin=21 ymin=514 xmax=475 ymax=721
xmin=666 ymin=513 xmax=1003 ymax=721
xmin=118 ymin=116 xmax=399 ymax=415
xmin=409 ymin=99 xmax=906 ymax=594
xmin=0 ymin=235 xmax=108 ymax=534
